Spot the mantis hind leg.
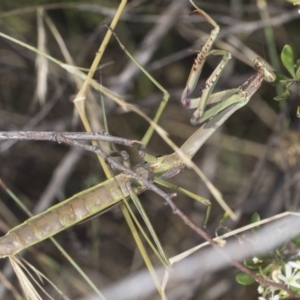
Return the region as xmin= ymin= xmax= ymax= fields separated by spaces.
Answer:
xmin=154 ymin=177 xmax=212 ymax=227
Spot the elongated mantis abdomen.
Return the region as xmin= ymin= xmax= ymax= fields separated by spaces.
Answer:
xmin=0 ymin=173 xmax=130 ymax=257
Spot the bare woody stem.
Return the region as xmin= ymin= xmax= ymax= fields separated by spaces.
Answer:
xmin=0 ymin=131 xmax=140 ymax=147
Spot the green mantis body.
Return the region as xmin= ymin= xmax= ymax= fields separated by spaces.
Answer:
xmin=0 ymin=63 xmax=275 ymax=258
xmin=0 ymin=1 xmax=275 ymax=259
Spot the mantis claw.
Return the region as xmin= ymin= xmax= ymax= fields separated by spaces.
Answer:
xmin=181 ymin=1 xmax=276 ymax=130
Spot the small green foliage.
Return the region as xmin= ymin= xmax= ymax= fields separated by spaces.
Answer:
xmin=274 ymin=45 xmax=300 ymax=109
xmin=274 ymin=88 xmax=290 ymax=101
xmin=251 ymin=212 xmax=260 ymax=223
xmin=251 ymin=212 xmax=261 ymax=232
xmin=235 ymin=213 xmax=300 ymax=299
xmin=236 ymin=273 xmax=256 ymax=285
xmin=274 ymin=71 xmax=290 ymax=83
xmin=244 ymin=258 xmax=262 ymax=269
xmin=281 ymin=45 xmax=295 ymax=77
xmin=261 ymin=263 xmax=273 ymax=276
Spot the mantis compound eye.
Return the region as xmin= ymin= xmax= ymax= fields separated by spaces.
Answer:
xmin=254 ymin=57 xmax=276 ymax=83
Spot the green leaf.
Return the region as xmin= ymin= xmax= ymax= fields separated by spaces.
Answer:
xmin=296 ymin=58 xmax=300 ymax=70
xmin=274 ymin=88 xmax=290 ymax=101
xmin=280 ymin=79 xmax=296 ymax=85
xmin=273 ymin=71 xmax=290 ymax=85
xmin=281 ymin=45 xmax=295 ymax=77
xmin=236 ymin=273 xmax=255 ymax=285
xmin=251 ymin=212 xmax=260 ymax=223
xmin=251 ymin=212 xmax=260 ymax=232
xmin=261 ymin=263 xmax=273 ymax=275
xmin=244 ymin=258 xmax=261 ymax=269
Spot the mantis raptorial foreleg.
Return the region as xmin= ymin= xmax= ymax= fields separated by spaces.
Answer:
xmin=181 ymin=1 xmax=232 ymax=123
xmin=181 ymin=0 xmax=275 ymax=127
xmin=103 ymin=2 xmax=275 ymax=229
xmin=182 ymin=48 xmax=231 ymax=124
xmin=179 ymin=57 xmax=276 ymax=160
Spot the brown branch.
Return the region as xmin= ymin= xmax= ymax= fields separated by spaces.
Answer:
xmin=0 ymin=131 xmax=140 ymax=147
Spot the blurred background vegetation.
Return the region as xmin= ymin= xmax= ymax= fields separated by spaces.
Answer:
xmin=0 ymin=0 xmax=299 ymax=299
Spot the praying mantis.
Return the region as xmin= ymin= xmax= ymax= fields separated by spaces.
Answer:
xmin=0 ymin=0 xmax=276 ymax=298
xmin=0 ymin=0 xmax=275 ymax=258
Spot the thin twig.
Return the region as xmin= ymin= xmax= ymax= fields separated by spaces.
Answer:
xmin=0 ymin=131 xmax=140 ymax=146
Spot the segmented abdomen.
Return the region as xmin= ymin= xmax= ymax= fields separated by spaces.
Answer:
xmin=0 ymin=174 xmax=129 ymax=257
